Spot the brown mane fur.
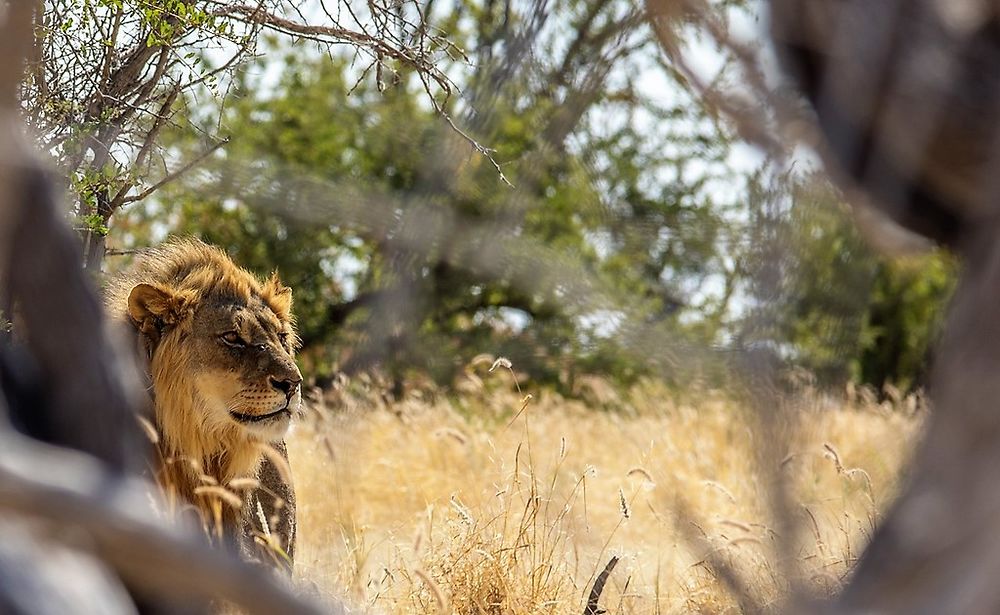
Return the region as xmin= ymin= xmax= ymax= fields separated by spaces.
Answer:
xmin=106 ymin=238 xmax=297 ymax=530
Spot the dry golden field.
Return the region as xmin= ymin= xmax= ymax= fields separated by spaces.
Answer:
xmin=288 ymin=366 xmax=923 ymax=614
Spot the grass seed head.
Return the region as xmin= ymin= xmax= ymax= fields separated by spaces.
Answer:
xmin=489 ymin=357 xmax=513 ymax=372
xmin=619 ymin=487 xmax=631 ymax=519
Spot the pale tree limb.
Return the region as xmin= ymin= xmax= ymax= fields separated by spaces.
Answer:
xmin=0 ymin=1 xmax=35 ymax=111
xmin=0 ymin=430 xmax=333 ymax=615
xmin=0 ymin=6 xmax=340 ymax=611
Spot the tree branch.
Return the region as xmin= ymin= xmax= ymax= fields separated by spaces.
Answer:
xmin=0 ymin=431 xmax=332 ymax=615
xmin=298 ymin=286 xmax=404 ymax=350
xmin=121 ymin=136 xmax=230 ymax=205
xmin=212 ymin=3 xmax=451 ymax=92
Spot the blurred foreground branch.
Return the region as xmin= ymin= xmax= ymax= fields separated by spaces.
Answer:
xmin=0 ymin=6 xmax=332 ymax=611
xmin=0 ymin=430 xmax=330 ymax=615
xmin=676 ymin=0 xmax=1000 ymax=612
xmin=768 ymin=1 xmax=1000 ymax=611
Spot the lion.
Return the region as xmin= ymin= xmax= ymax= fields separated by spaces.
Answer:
xmin=106 ymin=237 xmax=301 ymax=567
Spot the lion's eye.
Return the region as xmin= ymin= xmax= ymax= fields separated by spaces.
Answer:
xmin=221 ymin=331 xmax=246 ymax=346
xmin=278 ymin=332 xmax=290 ymax=346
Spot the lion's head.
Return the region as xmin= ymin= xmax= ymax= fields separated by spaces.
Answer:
xmin=107 ymin=238 xmax=302 ymax=491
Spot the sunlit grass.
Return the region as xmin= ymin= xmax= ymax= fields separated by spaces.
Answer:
xmin=289 ymin=368 xmax=922 ymax=613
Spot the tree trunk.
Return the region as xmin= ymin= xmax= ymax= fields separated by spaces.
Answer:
xmin=835 ymin=224 xmax=1000 ymax=613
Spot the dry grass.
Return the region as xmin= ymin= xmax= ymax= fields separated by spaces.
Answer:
xmin=288 ymin=369 xmax=922 ymax=614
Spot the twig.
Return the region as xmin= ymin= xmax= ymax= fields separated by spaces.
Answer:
xmin=121 ymin=137 xmax=229 ymax=204
xmin=212 ymin=3 xmax=451 ymax=90
xmin=105 ymin=248 xmax=139 ymax=257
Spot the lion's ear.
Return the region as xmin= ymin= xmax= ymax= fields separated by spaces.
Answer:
xmin=262 ymin=272 xmax=293 ymax=320
xmin=127 ymin=283 xmax=196 ymax=329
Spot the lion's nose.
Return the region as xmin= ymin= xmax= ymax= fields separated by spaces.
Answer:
xmin=270 ymin=377 xmax=301 ymax=397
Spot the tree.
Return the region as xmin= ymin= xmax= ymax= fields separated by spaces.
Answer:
xmin=115 ymin=0 xmax=749 ymax=389
xmin=765 ymin=2 xmax=1000 ymax=611
xmin=103 ymin=0 xmax=956 ymax=393
xmin=28 ymin=0 xmax=456 ymax=271
xmin=738 ymin=171 xmax=955 ymax=391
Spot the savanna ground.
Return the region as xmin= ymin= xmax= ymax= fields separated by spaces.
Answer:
xmin=287 ymin=361 xmax=922 ymax=614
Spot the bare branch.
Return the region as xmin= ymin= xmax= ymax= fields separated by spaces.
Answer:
xmin=122 ymin=136 xmax=230 ymax=205
xmin=212 ymin=3 xmax=452 ymax=92
xmin=0 ymin=431 xmax=333 ymax=615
